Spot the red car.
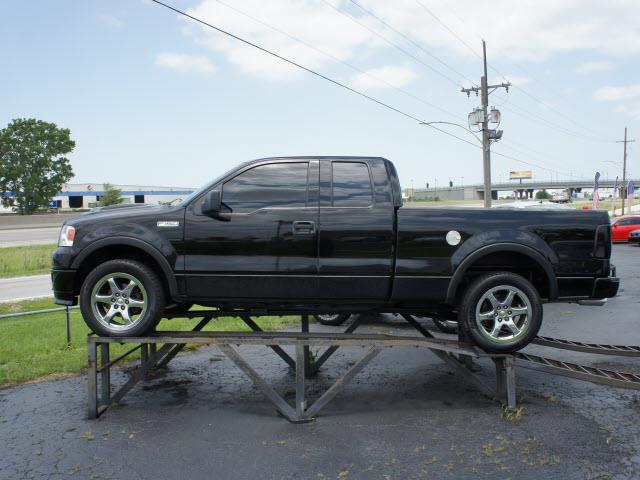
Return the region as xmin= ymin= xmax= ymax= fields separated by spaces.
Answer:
xmin=611 ymin=215 xmax=640 ymax=242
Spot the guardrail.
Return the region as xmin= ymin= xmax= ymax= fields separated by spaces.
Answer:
xmin=0 ymin=306 xmax=79 ymax=346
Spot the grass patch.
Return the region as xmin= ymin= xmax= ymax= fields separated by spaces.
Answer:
xmin=569 ymin=198 xmax=639 ymax=213
xmin=0 ymin=243 xmax=57 ymax=278
xmin=0 ymin=297 xmax=298 ymax=387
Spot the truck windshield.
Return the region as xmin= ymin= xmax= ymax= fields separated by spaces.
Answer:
xmin=176 ymin=162 xmax=249 ymax=206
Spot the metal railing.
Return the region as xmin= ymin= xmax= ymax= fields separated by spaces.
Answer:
xmin=0 ymin=305 xmax=79 ymax=346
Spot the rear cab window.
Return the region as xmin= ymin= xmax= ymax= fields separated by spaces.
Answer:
xmin=331 ymin=161 xmax=373 ymax=207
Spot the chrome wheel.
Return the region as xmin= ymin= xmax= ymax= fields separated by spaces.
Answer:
xmin=475 ymin=285 xmax=532 ymax=343
xmin=317 ymin=314 xmax=341 ymax=322
xmin=90 ymin=272 xmax=149 ymax=332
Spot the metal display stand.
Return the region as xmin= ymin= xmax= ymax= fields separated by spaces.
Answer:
xmin=87 ymin=312 xmax=516 ymax=422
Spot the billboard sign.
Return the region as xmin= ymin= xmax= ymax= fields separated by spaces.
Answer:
xmin=509 ymin=170 xmax=533 ymax=180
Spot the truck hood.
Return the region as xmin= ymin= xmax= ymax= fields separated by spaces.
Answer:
xmin=65 ymin=203 xmax=183 ymax=226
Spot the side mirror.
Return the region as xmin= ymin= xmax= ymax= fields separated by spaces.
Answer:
xmin=201 ymin=190 xmax=227 ymax=219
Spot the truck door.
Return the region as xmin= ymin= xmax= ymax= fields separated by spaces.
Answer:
xmin=318 ymin=159 xmax=395 ymax=299
xmin=183 ymin=160 xmax=319 ymax=300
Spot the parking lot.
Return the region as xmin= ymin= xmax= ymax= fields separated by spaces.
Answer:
xmin=1 ymin=244 xmax=639 ymax=480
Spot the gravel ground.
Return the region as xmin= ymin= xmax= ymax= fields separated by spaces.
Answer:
xmin=1 ymin=244 xmax=639 ymax=480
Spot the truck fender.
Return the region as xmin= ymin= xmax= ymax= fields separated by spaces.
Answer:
xmin=71 ymin=236 xmax=179 ymax=297
xmin=445 ymin=242 xmax=558 ymax=304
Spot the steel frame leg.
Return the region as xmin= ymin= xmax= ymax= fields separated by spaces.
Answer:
xmin=494 ymin=357 xmax=517 ymax=407
xmin=88 ymin=341 xmax=98 ymax=419
xmin=296 ymin=342 xmax=308 ymax=417
xmin=307 ymin=315 xmax=364 ymax=376
xmin=456 ymin=324 xmax=475 ymax=369
xmin=402 ymin=314 xmax=505 ymax=401
xmin=240 ymin=314 xmax=364 ymax=378
xmin=100 ymin=343 xmax=110 ymax=404
xmin=156 ymin=316 xmax=214 ymax=369
xmin=239 ymin=315 xmax=296 ymax=369
xmin=301 ymin=315 xmax=312 ymax=379
xmin=219 ymin=342 xmax=380 ymax=423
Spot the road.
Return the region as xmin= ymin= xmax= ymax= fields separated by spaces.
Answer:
xmin=0 ymin=227 xmax=59 ymax=247
xmin=0 ymin=274 xmax=51 ymax=302
xmin=1 ymin=244 xmax=639 ymax=479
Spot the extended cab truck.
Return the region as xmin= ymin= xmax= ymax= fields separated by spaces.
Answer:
xmin=51 ymin=157 xmax=619 ymax=352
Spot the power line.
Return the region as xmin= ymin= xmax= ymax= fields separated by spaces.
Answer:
xmin=414 ymin=0 xmax=482 ymax=62
xmin=213 ymin=0 xmax=463 ymax=122
xmin=411 ymin=0 xmax=617 ymax=142
xmin=494 ymin=142 xmax=586 ymax=178
xmin=347 ymin=0 xmax=477 ymax=87
xmin=149 ymin=0 xmax=479 ymax=148
xmin=317 ymin=0 xmax=463 ymax=88
xmin=150 ymin=0 xmax=585 ymax=181
xmin=493 ymin=94 xmax=614 ymax=143
xmin=506 ymin=84 xmax=615 ymax=142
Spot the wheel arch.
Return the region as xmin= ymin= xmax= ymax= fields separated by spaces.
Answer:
xmin=71 ymin=237 xmax=179 ymax=300
xmin=445 ymin=243 xmax=558 ymax=304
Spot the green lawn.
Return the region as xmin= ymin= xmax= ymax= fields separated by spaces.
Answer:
xmin=569 ymin=198 xmax=639 ymax=214
xmin=0 ymin=298 xmax=298 ymax=387
xmin=0 ymin=243 xmax=57 ymax=278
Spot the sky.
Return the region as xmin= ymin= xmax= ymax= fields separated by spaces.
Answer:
xmin=1 ymin=0 xmax=639 ymax=189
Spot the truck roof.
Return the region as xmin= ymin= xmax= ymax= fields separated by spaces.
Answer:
xmin=247 ymin=156 xmax=391 ymax=163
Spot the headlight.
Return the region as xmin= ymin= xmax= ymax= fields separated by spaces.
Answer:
xmin=58 ymin=225 xmax=76 ymax=247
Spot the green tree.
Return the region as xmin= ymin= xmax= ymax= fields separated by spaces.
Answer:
xmin=99 ymin=183 xmax=123 ymax=206
xmin=0 ymin=118 xmax=74 ymax=214
xmin=535 ymin=189 xmax=551 ymax=200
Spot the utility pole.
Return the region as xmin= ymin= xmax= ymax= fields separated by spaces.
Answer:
xmin=617 ymin=127 xmax=635 ymax=215
xmin=462 ymin=41 xmax=510 ymax=207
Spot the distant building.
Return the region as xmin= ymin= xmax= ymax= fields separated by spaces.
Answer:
xmin=52 ymin=183 xmax=195 ymax=209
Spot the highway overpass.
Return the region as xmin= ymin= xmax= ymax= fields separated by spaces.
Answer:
xmin=408 ymin=179 xmax=639 ymax=201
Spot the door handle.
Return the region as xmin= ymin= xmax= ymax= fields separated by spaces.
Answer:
xmin=292 ymin=220 xmax=315 ymax=234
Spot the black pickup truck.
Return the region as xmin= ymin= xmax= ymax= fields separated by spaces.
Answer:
xmin=52 ymin=157 xmax=619 ymax=352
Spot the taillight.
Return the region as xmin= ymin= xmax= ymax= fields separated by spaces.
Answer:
xmin=593 ymin=224 xmax=611 ymax=258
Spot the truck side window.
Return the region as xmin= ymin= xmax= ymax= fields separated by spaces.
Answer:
xmin=222 ymin=162 xmax=308 ymax=213
xmin=332 ymin=162 xmax=372 ymax=207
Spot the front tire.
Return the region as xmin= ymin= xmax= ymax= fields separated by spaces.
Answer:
xmin=80 ymin=259 xmax=165 ymax=337
xmin=458 ymin=272 xmax=542 ymax=353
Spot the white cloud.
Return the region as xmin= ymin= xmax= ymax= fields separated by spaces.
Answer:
xmin=594 ymin=85 xmax=640 ymax=101
xmin=356 ymin=0 xmax=640 ymax=61
xmin=176 ymin=0 xmax=640 ymax=82
xmin=154 ymin=52 xmax=215 ymax=73
xmin=350 ymin=64 xmax=418 ymax=90
xmin=575 ymin=61 xmax=612 ymax=75
xmin=186 ymin=0 xmax=375 ymax=81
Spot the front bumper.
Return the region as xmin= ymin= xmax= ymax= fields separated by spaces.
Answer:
xmin=51 ymin=268 xmax=78 ymax=306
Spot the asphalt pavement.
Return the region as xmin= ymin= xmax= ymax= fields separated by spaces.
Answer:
xmin=0 ymin=274 xmax=52 ymax=302
xmin=1 ymin=244 xmax=639 ymax=479
xmin=0 ymin=227 xmax=59 ymax=247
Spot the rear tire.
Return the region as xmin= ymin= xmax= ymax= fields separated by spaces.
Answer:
xmin=314 ymin=313 xmax=351 ymax=326
xmin=80 ymin=259 xmax=165 ymax=337
xmin=458 ymin=272 xmax=542 ymax=353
